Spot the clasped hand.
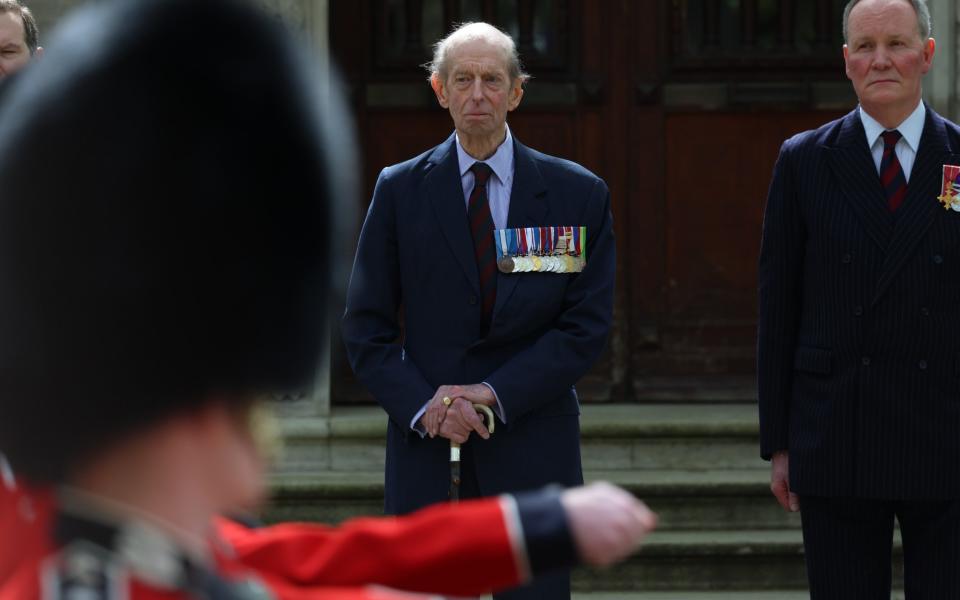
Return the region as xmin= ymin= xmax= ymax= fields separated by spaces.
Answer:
xmin=422 ymin=384 xmax=496 ymax=444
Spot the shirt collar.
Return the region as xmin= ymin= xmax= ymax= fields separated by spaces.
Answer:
xmin=455 ymin=125 xmax=514 ymax=184
xmin=859 ymin=101 xmax=926 ymax=152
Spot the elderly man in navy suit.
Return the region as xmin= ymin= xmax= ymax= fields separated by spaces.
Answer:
xmin=759 ymin=0 xmax=960 ymax=597
xmin=342 ymin=21 xmax=614 ymax=600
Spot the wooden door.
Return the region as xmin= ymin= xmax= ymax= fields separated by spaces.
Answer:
xmin=627 ymin=0 xmax=852 ymax=400
xmin=329 ymin=0 xmax=854 ymax=404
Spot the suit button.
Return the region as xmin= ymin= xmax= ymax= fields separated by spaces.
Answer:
xmin=933 ymin=255 xmax=944 ymax=264
xmin=861 ymin=356 xmax=871 ymax=366
xmin=921 ymin=307 xmax=930 ymax=317
xmin=842 ymin=254 xmax=852 ymax=264
xmin=853 ymin=305 xmax=863 ymax=317
xmin=468 ymin=295 xmax=478 ymax=305
xmin=919 ymin=360 xmax=928 ymax=370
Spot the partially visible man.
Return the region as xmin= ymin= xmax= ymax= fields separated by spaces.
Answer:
xmin=343 ymin=21 xmax=616 ymax=600
xmin=759 ymin=0 xmax=960 ymax=597
xmin=0 ymin=0 xmax=41 ymax=79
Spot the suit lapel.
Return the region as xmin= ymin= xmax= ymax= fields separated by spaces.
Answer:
xmin=490 ymin=139 xmax=548 ymax=324
xmin=825 ymin=110 xmax=894 ymax=251
xmin=873 ymin=108 xmax=958 ymax=305
xmin=426 ymin=135 xmax=480 ymax=294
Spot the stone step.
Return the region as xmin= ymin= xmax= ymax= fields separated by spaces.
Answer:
xmin=571 ymin=529 xmax=904 ymax=592
xmin=571 ymin=593 xmax=906 ymax=599
xmin=264 ymin=469 xmax=800 ymax=531
xmin=277 ymin=403 xmax=765 ymax=474
xmin=630 ymin=376 xmax=757 ymax=404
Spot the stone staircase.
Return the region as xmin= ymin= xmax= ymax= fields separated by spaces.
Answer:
xmin=265 ymin=403 xmax=904 ymax=597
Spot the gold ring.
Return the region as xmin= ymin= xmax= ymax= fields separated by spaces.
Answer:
xmin=442 ymin=396 xmax=452 ymax=407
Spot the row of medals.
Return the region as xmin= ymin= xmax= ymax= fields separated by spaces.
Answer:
xmin=498 ymin=253 xmax=584 ymax=274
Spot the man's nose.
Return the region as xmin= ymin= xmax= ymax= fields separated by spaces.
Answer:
xmin=871 ymin=49 xmax=892 ymax=68
xmin=470 ymin=78 xmax=484 ymax=100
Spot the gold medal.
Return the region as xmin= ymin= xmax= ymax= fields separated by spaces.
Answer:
xmin=531 ymin=256 xmax=542 ymax=272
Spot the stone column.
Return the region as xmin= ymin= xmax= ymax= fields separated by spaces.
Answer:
xmin=956 ymin=1 xmax=960 ymax=122
xmin=927 ymin=0 xmax=958 ymax=120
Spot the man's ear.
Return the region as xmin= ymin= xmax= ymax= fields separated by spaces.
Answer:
xmin=921 ymin=37 xmax=936 ymax=74
xmin=507 ymin=79 xmax=524 ymax=112
xmin=33 ymin=47 xmax=43 ymax=59
xmin=430 ymin=73 xmax=449 ymax=109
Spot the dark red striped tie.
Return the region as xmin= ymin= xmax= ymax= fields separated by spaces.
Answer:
xmin=467 ymin=162 xmax=497 ymax=333
xmin=880 ymin=130 xmax=908 ymax=212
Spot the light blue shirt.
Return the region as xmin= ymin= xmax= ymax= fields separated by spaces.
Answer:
xmin=409 ymin=127 xmax=515 ymax=436
xmin=859 ymin=101 xmax=925 ymax=182
xmin=455 ymin=125 xmax=514 ymax=230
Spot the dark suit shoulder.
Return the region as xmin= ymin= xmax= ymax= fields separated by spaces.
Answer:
xmin=524 ymin=145 xmax=605 ymax=187
xmin=378 ymin=142 xmax=445 ymax=183
xmin=780 ymin=112 xmax=850 ymax=154
xmin=936 ymin=109 xmax=960 ymax=149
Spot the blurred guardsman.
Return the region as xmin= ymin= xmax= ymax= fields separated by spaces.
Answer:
xmin=0 ymin=0 xmax=41 ymax=79
xmin=758 ymin=0 xmax=960 ymax=597
xmin=342 ymin=22 xmax=615 ymax=600
xmin=0 ymin=1 xmax=655 ymax=599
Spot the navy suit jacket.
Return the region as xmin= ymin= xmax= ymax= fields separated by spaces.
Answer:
xmin=342 ymin=133 xmax=615 ymax=514
xmin=758 ymin=105 xmax=960 ymax=499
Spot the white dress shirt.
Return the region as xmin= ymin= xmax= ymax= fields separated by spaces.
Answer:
xmin=859 ymin=101 xmax=925 ymax=181
xmin=455 ymin=126 xmax=514 ymax=230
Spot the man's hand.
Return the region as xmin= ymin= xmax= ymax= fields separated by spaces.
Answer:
xmin=422 ymin=385 xmax=463 ymax=437
xmin=421 ymin=384 xmax=497 ymax=438
xmin=454 ymin=383 xmax=497 ymax=407
xmin=437 ymin=397 xmax=490 ymax=443
xmin=770 ymin=450 xmax=799 ymax=512
xmin=561 ymin=482 xmax=658 ymax=568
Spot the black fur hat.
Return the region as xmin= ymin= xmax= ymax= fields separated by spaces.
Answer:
xmin=0 ymin=0 xmax=353 ymax=482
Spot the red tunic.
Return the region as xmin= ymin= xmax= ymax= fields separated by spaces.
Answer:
xmin=0 ymin=476 xmax=529 ymax=600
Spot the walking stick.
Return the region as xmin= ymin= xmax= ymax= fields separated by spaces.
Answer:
xmin=444 ymin=397 xmax=495 ymax=503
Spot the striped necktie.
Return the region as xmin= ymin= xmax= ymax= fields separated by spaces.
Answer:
xmin=467 ymin=162 xmax=497 ymax=333
xmin=880 ymin=130 xmax=908 ymax=212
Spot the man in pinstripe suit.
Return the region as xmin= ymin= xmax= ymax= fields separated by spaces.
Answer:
xmin=758 ymin=0 xmax=960 ymax=597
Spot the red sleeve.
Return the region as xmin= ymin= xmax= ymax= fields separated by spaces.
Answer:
xmin=0 ymin=477 xmax=54 ymax=586
xmin=216 ymin=497 xmax=526 ymax=597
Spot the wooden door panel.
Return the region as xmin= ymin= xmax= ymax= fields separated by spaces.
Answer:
xmin=656 ymin=111 xmax=846 ymax=374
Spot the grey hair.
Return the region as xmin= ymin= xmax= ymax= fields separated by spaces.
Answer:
xmin=425 ymin=22 xmax=529 ymax=84
xmin=0 ymin=0 xmax=40 ymax=54
xmin=843 ymin=0 xmax=931 ymax=43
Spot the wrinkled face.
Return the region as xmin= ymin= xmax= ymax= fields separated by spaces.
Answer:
xmin=843 ymin=0 xmax=934 ymax=114
xmin=431 ymin=37 xmax=523 ymax=141
xmin=0 ymin=11 xmax=30 ymax=79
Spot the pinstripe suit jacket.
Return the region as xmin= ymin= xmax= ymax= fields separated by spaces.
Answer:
xmin=758 ymin=105 xmax=960 ymax=499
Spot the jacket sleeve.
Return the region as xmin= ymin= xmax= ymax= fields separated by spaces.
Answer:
xmin=485 ymin=177 xmax=615 ymax=422
xmin=757 ymin=141 xmax=806 ymax=460
xmin=217 ymin=492 xmax=578 ymax=597
xmin=341 ymin=169 xmax=436 ymax=431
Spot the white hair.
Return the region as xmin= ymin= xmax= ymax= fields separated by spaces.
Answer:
xmin=426 ymin=22 xmax=529 ymax=83
xmin=842 ymin=0 xmax=932 ymax=43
